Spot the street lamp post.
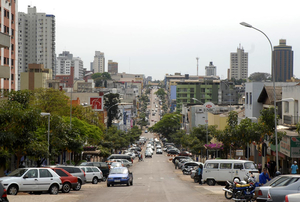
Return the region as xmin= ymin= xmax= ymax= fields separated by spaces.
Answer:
xmin=106 ymin=103 xmax=119 ymax=129
xmin=41 ymin=112 xmax=51 ymax=165
xmin=240 ymin=22 xmax=278 ymax=171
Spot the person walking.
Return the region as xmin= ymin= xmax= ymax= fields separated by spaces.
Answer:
xmin=259 ymin=167 xmax=271 ymax=185
xmin=291 ymin=161 xmax=298 ymax=174
xmin=197 ymin=164 xmax=203 ymax=185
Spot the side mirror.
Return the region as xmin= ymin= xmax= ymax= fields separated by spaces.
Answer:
xmin=23 ymin=175 xmax=28 ymax=179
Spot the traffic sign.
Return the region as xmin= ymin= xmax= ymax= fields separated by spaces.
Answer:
xmin=90 ymin=96 xmax=104 ymax=111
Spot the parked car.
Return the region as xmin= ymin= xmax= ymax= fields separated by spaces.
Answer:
xmin=267 ymin=175 xmax=300 ymax=202
xmin=172 ymin=156 xmax=193 ymax=164
xmin=107 ymin=167 xmax=133 ymax=187
xmin=0 ymin=168 xmax=62 ymax=195
xmin=156 ymin=149 xmax=163 ymax=154
xmin=284 ymin=193 xmax=300 ymax=202
xmin=50 ymin=167 xmax=78 ymax=193
xmin=78 ymin=166 xmax=103 ymax=184
xmin=178 ymin=151 xmax=192 ymax=156
xmin=79 ymin=162 xmax=110 ymax=180
xmin=107 ymin=154 xmax=132 ymax=163
xmin=0 ymin=182 xmax=8 ymax=202
xmin=254 ymin=175 xmax=295 ymax=202
xmin=55 ymin=166 xmax=86 ymax=191
xmin=181 ymin=162 xmax=203 ymax=171
xmin=167 ymin=149 xmax=180 ymax=155
xmin=178 ymin=159 xmax=193 ymax=169
xmin=110 ymin=162 xmax=123 ymax=169
xmin=118 ymin=159 xmax=132 ymax=168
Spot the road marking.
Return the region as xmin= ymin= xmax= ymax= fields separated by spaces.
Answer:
xmin=160 ymin=177 xmax=164 ymax=180
xmin=138 ymin=177 xmax=142 ymax=180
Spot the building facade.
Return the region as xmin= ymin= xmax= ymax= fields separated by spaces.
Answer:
xmin=20 ymin=63 xmax=52 ymax=90
xmin=93 ymin=51 xmax=105 ymax=73
xmin=107 ymin=60 xmax=118 ymax=74
xmin=56 ymin=51 xmax=83 ymax=80
xmin=18 ymin=6 xmax=55 ymax=90
xmin=0 ymin=0 xmax=17 ymax=92
xmin=230 ymin=45 xmax=248 ymax=80
xmin=273 ymin=39 xmax=293 ymax=82
xmin=205 ymin=62 xmax=216 ymax=76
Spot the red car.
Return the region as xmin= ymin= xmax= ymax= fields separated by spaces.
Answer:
xmin=178 ymin=151 xmax=192 ymax=156
xmin=49 ymin=167 xmax=78 ymax=193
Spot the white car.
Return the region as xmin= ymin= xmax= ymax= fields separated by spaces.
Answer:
xmin=147 ymin=148 xmax=154 ymax=155
xmin=78 ymin=166 xmax=103 ymax=184
xmin=285 ymin=193 xmax=300 ymax=202
xmin=0 ymin=168 xmax=62 ymax=195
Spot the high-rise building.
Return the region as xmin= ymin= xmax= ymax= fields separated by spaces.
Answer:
xmin=273 ymin=39 xmax=293 ymax=82
xmin=56 ymin=51 xmax=83 ymax=80
xmin=230 ymin=44 xmax=248 ymax=80
xmin=18 ymin=6 xmax=56 ymax=90
xmin=0 ymin=0 xmax=17 ymax=91
xmin=205 ymin=62 xmax=216 ymax=76
xmin=93 ymin=51 xmax=105 ymax=73
xmin=108 ymin=60 xmax=118 ymax=74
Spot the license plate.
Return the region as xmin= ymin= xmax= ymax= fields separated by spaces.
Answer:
xmin=114 ymin=180 xmax=120 ymax=182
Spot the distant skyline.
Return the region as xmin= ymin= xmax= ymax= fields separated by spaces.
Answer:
xmin=19 ymin=0 xmax=300 ymax=80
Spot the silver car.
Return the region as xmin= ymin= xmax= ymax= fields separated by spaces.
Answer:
xmin=267 ymin=175 xmax=300 ymax=202
xmin=255 ymin=175 xmax=300 ymax=202
xmin=0 ymin=168 xmax=62 ymax=195
xmin=78 ymin=166 xmax=103 ymax=184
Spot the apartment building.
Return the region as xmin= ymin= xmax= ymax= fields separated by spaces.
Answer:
xmin=56 ymin=51 xmax=83 ymax=80
xmin=93 ymin=51 xmax=105 ymax=73
xmin=230 ymin=44 xmax=248 ymax=80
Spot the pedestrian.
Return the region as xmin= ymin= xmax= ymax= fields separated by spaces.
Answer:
xmin=291 ymin=161 xmax=298 ymax=174
xmin=140 ymin=154 xmax=143 ymax=161
xmin=259 ymin=167 xmax=271 ymax=185
xmin=175 ymin=159 xmax=179 ymax=169
xmin=197 ymin=164 xmax=203 ymax=185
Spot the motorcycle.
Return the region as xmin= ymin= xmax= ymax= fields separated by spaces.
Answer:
xmin=223 ymin=173 xmax=260 ymax=202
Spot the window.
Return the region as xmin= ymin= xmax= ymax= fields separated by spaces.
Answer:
xmin=246 ymin=93 xmax=248 ymax=104
xmin=220 ymin=163 xmax=232 ymax=169
xmin=26 ymin=169 xmax=38 ymax=178
xmin=206 ymin=163 xmax=219 ymax=169
xmin=250 ymin=93 xmax=252 ymax=105
xmin=233 ymin=163 xmax=243 ymax=169
xmin=39 ymin=169 xmax=53 ymax=178
xmin=92 ymin=167 xmax=99 ymax=172
xmin=54 ymin=169 xmax=68 ymax=177
xmin=86 ymin=167 xmax=93 ymax=173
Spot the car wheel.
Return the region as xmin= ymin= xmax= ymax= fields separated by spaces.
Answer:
xmin=62 ymin=182 xmax=71 ymax=193
xmin=8 ymin=185 xmax=18 ymax=195
xmin=127 ymin=181 xmax=130 ymax=186
xmin=102 ymin=177 xmax=107 ymax=182
xmin=207 ymin=179 xmax=216 ymax=186
xmin=74 ymin=180 xmax=82 ymax=191
xmin=107 ymin=183 xmax=110 ymax=187
xmin=92 ymin=177 xmax=98 ymax=184
xmin=130 ymin=180 xmax=133 ymax=186
xmin=49 ymin=184 xmax=59 ymax=195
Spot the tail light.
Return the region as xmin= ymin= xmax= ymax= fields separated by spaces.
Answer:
xmin=258 ymin=190 xmax=262 ymax=196
xmin=267 ymin=192 xmax=272 ymax=200
xmin=285 ymin=195 xmax=289 ymax=202
xmin=82 ymin=170 xmax=86 ymax=177
xmin=2 ymin=188 xmax=7 ymax=198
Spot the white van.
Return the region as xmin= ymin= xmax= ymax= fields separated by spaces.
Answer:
xmin=202 ymin=159 xmax=258 ymax=186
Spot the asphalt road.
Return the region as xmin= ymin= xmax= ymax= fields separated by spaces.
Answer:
xmin=7 ymin=89 xmax=228 ymax=202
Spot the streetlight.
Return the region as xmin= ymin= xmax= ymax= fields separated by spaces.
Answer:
xmin=41 ymin=112 xmax=50 ymax=165
xmin=192 ymin=98 xmax=209 ymax=159
xmin=240 ymin=22 xmax=278 ymax=171
xmin=106 ymin=103 xmax=119 ymax=129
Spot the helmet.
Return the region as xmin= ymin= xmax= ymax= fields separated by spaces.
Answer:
xmin=275 ymin=171 xmax=281 ymax=176
xmin=234 ymin=178 xmax=240 ymax=183
xmin=244 ymin=176 xmax=249 ymax=182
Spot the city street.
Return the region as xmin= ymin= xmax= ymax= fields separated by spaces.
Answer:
xmin=7 ymin=89 xmax=227 ymax=202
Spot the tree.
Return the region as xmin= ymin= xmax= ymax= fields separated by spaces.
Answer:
xmin=104 ymin=93 xmax=120 ymax=128
xmin=30 ymin=88 xmax=70 ymax=116
xmin=150 ymin=113 xmax=180 ymax=140
xmin=91 ymin=72 xmax=112 ymax=87
xmin=249 ymin=72 xmax=271 ymax=82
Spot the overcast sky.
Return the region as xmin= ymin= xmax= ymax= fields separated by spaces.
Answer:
xmin=18 ymin=0 xmax=300 ymax=80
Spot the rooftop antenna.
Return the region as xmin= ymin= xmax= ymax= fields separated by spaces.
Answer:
xmin=196 ymin=57 xmax=199 ymax=76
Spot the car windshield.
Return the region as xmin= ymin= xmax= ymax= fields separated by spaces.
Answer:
xmin=111 ymin=162 xmax=122 ymax=166
xmin=8 ymin=168 xmax=28 ymax=177
xmin=244 ymin=162 xmax=256 ymax=169
xmin=110 ymin=167 xmax=128 ymax=174
xmin=80 ymin=162 xmax=88 ymax=166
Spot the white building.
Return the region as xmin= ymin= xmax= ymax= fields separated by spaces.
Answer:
xmin=18 ymin=6 xmax=56 ymax=89
xmin=230 ymin=45 xmax=248 ymax=80
xmin=205 ymin=62 xmax=216 ymax=76
xmin=56 ymin=51 xmax=83 ymax=80
xmin=93 ymin=51 xmax=105 ymax=73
